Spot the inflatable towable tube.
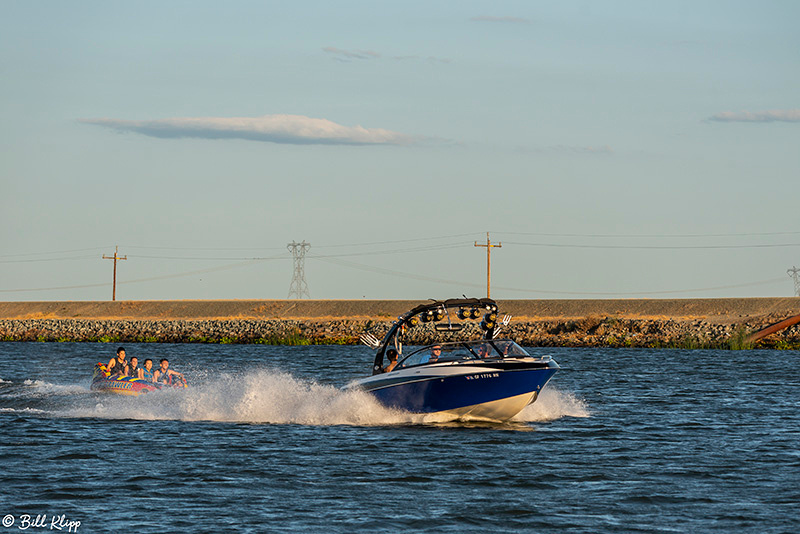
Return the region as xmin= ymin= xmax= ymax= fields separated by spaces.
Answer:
xmin=90 ymin=363 xmax=187 ymax=396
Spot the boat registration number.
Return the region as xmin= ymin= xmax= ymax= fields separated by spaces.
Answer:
xmin=465 ymin=372 xmax=499 ymax=380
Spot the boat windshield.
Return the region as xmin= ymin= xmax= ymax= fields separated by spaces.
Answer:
xmin=395 ymin=340 xmax=529 ymax=368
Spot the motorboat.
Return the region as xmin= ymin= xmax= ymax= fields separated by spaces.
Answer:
xmin=90 ymin=363 xmax=187 ymax=396
xmin=349 ymin=298 xmax=559 ymax=421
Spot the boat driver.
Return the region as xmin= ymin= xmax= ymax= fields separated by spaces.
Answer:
xmin=107 ymin=347 xmax=128 ymax=377
xmin=420 ymin=345 xmax=442 ymax=364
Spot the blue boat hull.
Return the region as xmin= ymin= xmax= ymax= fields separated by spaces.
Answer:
xmin=366 ymin=367 xmax=558 ymax=417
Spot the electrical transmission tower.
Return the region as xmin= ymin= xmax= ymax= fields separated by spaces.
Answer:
xmin=789 ymin=266 xmax=800 ymax=297
xmin=287 ymin=241 xmax=311 ymax=299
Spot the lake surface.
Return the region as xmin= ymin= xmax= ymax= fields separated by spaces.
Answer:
xmin=1 ymin=343 xmax=798 ymax=533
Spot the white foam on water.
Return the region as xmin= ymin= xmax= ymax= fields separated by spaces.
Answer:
xmin=0 ymin=407 xmax=47 ymax=414
xmin=20 ymin=379 xmax=91 ymax=397
xmin=62 ymin=369 xmax=411 ymax=426
xmin=52 ymin=369 xmax=587 ymax=428
xmin=514 ymin=385 xmax=591 ymax=422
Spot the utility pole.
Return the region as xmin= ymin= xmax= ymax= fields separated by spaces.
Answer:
xmin=474 ymin=232 xmax=501 ymax=298
xmin=102 ymin=246 xmax=127 ymax=301
xmin=287 ymin=241 xmax=311 ymax=299
xmin=789 ymin=266 xmax=800 ymax=297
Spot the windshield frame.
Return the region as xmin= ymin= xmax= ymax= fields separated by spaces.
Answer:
xmin=394 ymin=339 xmax=530 ymax=369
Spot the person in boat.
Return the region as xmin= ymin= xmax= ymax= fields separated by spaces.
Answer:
xmin=419 ymin=345 xmax=442 ymax=364
xmin=383 ymin=349 xmax=399 ymax=373
xmin=106 ymin=347 xmax=128 ymax=377
xmin=476 ymin=344 xmax=490 ymax=359
xmin=138 ymin=359 xmax=155 ymax=382
xmin=153 ymin=358 xmax=184 ymax=385
xmin=127 ymin=356 xmax=139 ymax=379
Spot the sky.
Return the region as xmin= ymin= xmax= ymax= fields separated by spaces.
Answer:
xmin=1 ymin=0 xmax=799 ymax=301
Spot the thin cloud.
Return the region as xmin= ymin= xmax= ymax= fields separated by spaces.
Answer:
xmin=471 ymin=15 xmax=531 ymax=24
xmin=518 ymin=144 xmax=614 ymax=155
xmin=79 ymin=114 xmax=418 ymax=146
xmin=322 ymin=47 xmax=381 ymax=61
xmin=391 ymin=55 xmax=451 ymax=64
xmin=324 ymin=47 xmax=451 ymax=64
xmin=570 ymin=145 xmax=613 ymax=154
xmin=709 ymin=109 xmax=800 ymax=123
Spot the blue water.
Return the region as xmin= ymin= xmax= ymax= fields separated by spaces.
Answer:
xmin=0 ymin=343 xmax=798 ymax=533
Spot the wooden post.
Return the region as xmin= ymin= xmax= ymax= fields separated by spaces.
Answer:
xmin=474 ymin=232 xmax=501 ymax=298
xmin=102 ymin=246 xmax=127 ymax=301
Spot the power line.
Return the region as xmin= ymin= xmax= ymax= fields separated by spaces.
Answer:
xmin=0 ymin=247 xmax=111 ymax=259
xmin=0 ymin=258 xmax=281 ymax=293
xmin=4 ymin=230 xmax=799 ymax=261
xmin=116 ymin=233 xmax=482 ymax=252
xmin=315 ymin=256 xmax=789 ymax=296
xmin=0 ymin=255 xmax=100 ymax=264
xmin=120 ymin=245 xmax=288 ymax=252
xmin=0 ymin=245 xmax=468 ymax=294
xmin=120 ymin=242 xmax=471 ymax=261
xmin=0 ymin=234 xmax=481 ymax=264
xmin=492 ymin=277 xmax=789 ymax=296
xmin=124 ymin=253 xmax=290 ymax=262
xmin=495 ymin=230 xmax=800 ymax=239
xmin=310 ymin=242 xmax=469 ymax=259
xmin=312 ymin=232 xmax=482 ymax=249
xmin=0 ymin=282 xmax=111 ymax=293
xmin=503 ymin=241 xmax=800 ymax=250
xmin=312 ymin=256 xmax=484 ymax=289
xmin=3 ymin=235 xmax=797 ymax=297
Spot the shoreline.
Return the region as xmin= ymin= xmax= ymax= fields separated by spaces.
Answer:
xmin=2 ymin=298 xmax=799 ymax=348
xmin=2 ymin=297 xmax=799 ymax=322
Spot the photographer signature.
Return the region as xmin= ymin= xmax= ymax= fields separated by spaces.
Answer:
xmin=2 ymin=514 xmax=80 ymax=533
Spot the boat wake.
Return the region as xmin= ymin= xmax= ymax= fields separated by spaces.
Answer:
xmin=59 ymin=370 xmax=411 ymax=426
xmin=1 ymin=379 xmax=92 ymax=399
xmin=3 ymin=370 xmax=588 ymax=427
xmin=514 ymin=386 xmax=590 ymax=422
xmin=0 ymin=377 xmax=92 ymax=414
xmin=21 ymin=379 xmax=91 ymax=397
